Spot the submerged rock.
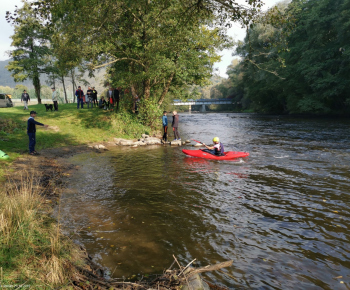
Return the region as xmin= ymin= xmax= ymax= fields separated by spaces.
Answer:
xmin=170 ymin=140 xmax=182 ymax=146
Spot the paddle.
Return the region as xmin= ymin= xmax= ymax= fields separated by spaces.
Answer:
xmin=191 ymin=139 xmax=204 ymax=144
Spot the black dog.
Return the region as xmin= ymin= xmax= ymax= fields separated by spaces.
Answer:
xmin=44 ymin=104 xmax=53 ymax=111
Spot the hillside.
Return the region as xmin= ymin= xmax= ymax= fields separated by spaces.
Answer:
xmin=0 ymin=59 xmax=35 ymax=87
xmin=0 ymin=59 xmax=107 ymax=94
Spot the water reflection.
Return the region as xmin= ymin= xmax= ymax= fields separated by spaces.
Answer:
xmin=59 ymin=113 xmax=350 ymax=289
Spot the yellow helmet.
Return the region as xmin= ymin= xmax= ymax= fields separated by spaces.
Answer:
xmin=213 ymin=137 xmax=219 ymax=143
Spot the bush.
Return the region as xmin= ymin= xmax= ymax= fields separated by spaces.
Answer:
xmin=137 ymin=99 xmax=162 ymax=129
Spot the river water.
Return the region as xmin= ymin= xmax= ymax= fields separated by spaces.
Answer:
xmin=59 ymin=113 xmax=350 ymax=289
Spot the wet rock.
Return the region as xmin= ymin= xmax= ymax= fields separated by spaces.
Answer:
xmin=144 ymin=137 xmax=161 ymax=145
xmin=131 ymin=145 xmax=138 ymax=148
xmin=185 ymin=140 xmax=191 ymax=143
xmin=194 ymin=143 xmax=204 ymax=147
xmin=133 ymin=141 xmax=146 ymax=146
xmin=120 ymin=140 xmax=135 ymax=146
xmin=170 ymin=140 xmax=182 ymax=146
xmin=114 ymin=138 xmax=127 ymax=145
xmin=98 ymin=145 xmax=107 ymax=150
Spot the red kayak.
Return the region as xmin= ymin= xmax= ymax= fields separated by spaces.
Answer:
xmin=182 ymin=149 xmax=249 ymax=160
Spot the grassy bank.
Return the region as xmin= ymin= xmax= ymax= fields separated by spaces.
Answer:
xmin=0 ymin=104 xmax=153 ymax=179
xmin=0 ymin=172 xmax=85 ymax=288
xmin=0 ymin=104 xmax=155 ymax=288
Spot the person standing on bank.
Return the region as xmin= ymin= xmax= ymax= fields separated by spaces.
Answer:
xmin=21 ymin=90 xmax=30 ymax=110
xmin=27 ymin=111 xmax=48 ymax=155
xmin=106 ymin=87 xmax=114 ymax=108
xmin=51 ymin=87 xmax=58 ymax=111
xmin=113 ymin=87 xmax=120 ymax=110
xmin=162 ymin=111 xmax=168 ymax=142
xmin=172 ymin=111 xmax=180 ymax=141
xmin=92 ymin=87 xmax=98 ymax=107
xmin=87 ymin=86 xmax=94 ymax=108
xmin=75 ymin=86 xmax=84 ymax=109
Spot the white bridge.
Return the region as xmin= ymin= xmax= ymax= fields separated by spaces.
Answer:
xmin=172 ymin=98 xmax=233 ymax=112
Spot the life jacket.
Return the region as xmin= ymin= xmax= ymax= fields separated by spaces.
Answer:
xmin=214 ymin=142 xmax=225 ymax=156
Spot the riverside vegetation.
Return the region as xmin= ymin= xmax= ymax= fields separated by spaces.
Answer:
xmin=0 ymin=104 xmax=155 ymax=288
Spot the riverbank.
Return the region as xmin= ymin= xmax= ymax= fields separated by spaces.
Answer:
xmin=0 ymin=105 xmax=156 ymax=288
xmin=1 ymin=144 xmax=229 ymax=289
xmin=0 ymin=104 xmax=154 ymax=180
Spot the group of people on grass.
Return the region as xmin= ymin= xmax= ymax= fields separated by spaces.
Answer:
xmin=75 ymin=86 xmax=127 ymax=110
xmin=20 ymin=85 xmax=141 ymax=113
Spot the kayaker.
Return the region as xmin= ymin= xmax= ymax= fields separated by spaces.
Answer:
xmin=203 ymin=137 xmax=224 ymax=156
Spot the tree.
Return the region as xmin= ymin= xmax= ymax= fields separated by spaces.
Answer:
xmin=29 ymin=0 xmax=263 ymax=111
xmin=6 ymin=1 xmax=52 ymax=104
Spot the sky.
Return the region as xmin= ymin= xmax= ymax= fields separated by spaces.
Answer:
xmin=0 ymin=0 xmax=281 ymax=78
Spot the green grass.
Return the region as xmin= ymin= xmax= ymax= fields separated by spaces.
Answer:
xmin=0 ymin=104 xmax=153 ymax=179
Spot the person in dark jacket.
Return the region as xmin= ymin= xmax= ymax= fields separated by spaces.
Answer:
xmin=172 ymin=111 xmax=180 ymax=141
xmin=162 ymin=111 xmax=168 ymax=142
xmin=92 ymin=87 xmax=98 ymax=107
xmin=21 ymin=90 xmax=30 ymax=110
xmin=113 ymin=87 xmax=120 ymax=110
xmin=75 ymin=86 xmax=84 ymax=109
xmin=27 ymin=111 xmax=48 ymax=155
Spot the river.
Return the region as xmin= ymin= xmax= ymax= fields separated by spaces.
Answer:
xmin=58 ymin=113 xmax=350 ymax=289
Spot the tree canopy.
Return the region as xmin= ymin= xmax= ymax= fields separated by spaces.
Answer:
xmin=221 ymin=0 xmax=350 ymax=115
xmin=6 ymin=1 xmax=52 ymax=103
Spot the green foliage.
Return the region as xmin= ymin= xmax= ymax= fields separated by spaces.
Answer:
xmin=26 ymin=0 xmax=264 ymax=118
xmin=137 ymin=99 xmax=162 ymax=129
xmin=6 ymin=2 xmax=52 ymax=103
xmin=0 ymin=86 xmax=14 ymax=95
xmin=223 ymin=0 xmax=350 ymax=115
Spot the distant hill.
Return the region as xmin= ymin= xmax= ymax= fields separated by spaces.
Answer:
xmin=0 ymin=59 xmax=107 ymax=94
xmin=0 ymin=59 xmax=36 ymax=88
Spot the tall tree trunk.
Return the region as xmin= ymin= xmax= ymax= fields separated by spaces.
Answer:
xmin=71 ymin=69 xmax=76 ymax=103
xmin=143 ymin=79 xmax=151 ymax=100
xmin=130 ymin=84 xmax=137 ymax=98
xmin=158 ymin=72 xmax=175 ymax=105
xmin=33 ymin=74 xmax=41 ymax=104
xmin=61 ymin=75 xmax=68 ymax=103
